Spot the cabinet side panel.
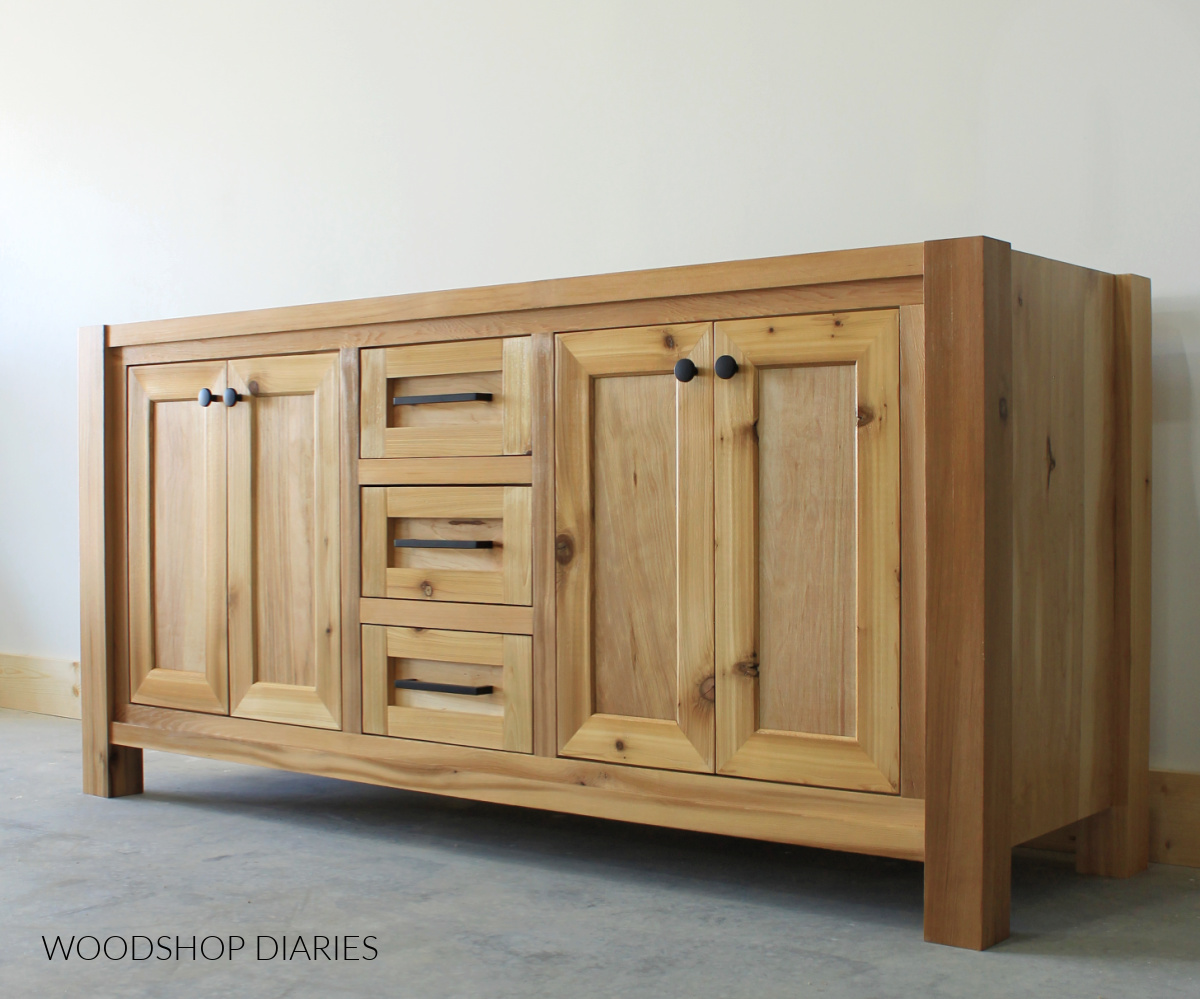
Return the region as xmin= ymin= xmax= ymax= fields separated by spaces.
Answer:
xmin=1009 ymin=252 xmax=1115 ymax=843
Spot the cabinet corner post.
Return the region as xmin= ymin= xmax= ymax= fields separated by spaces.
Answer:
xmin=922 ymin=238 xmax=1013 ymax=949
xmin=79 ymin=324 xmax=143 ymax=797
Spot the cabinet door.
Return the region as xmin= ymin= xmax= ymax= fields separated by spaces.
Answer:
xmin=714 ymin=311 xmax=900 ymax=792
xmin=227 ymin=353 xmax=341 ymax=729
xmin=556 ymin=323 xmax=714 ymax=773
xmin=127 ymin=361 xmax=229 ymax=713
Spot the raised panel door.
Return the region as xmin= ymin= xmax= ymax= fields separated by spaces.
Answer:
xmin=227 ymin=353 xmax=341 ymax=729
xmin=127 ymin=361 xmax=229 ymax=714
xmin=556 ymin=323 xmax=714 ymax=773
xmin=714 ymin=311 xmax=901 ymax=792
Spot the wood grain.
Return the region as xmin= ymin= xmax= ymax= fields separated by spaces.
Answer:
xmin=108 ymin=244 xmax=924 ymax=346
xmin=530 ymin=331 xmax=556 ymax=757
xmin=339 ymin=349 xmax=362 ymax=733
xmin=112 ymin=703 xmax=926 ymax=861
xmin=1076 ymin=273 xmax=1153 ymax=877
xmin=0 ymin=654 xmax=81 ymax=719
xmin=113 ymin=277 xmax=925 ymax=366
xmin=228 ymin=353 xmax=341 ymax=729
xmin=923 ymin=237 xmax=1013 ymax=950
xmin=359 ymin=347 xmax=386 ymax=458
xmin=127 ymin=361 xmax=229 ymax=714
xmin=1009 ymin=253 xmax=1116 ymax=843
xmin=899 ymin=305 xmax=927 ymax=799
xmin=556 ymin=324 xmax=714 ymax=772
xmin=358 ymin=456 xmax=532 ymax=485
xmin=713 ymin=311 xmax=900 ymax=792
xmin=359 ymin=597 xmax=532 ymax=634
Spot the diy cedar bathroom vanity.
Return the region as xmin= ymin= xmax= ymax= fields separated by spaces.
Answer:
xmin=79 ymin=238 xmax=1151 ymax=949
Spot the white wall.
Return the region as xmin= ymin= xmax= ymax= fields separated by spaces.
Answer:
xmin=1 ymin=0 xmax=1197 ymax=770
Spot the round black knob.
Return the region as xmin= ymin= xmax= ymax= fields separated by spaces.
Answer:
xmin=222 ymin=387 xmax=240 ymax=407
xmin=715 ymin=355 xmax=739 ymax=379
xmin=674 ymin=358 xmax=697 ymax=382
xmin=198 ymin=388 xmax=214 ymax=407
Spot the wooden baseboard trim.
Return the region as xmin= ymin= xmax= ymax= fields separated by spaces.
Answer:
xmin=0 ymin=653 xmax=81 ymax=719
xmin=1021 ymin=770 xmax=1200 ymax=869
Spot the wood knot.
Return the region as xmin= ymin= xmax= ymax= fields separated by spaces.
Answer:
xmin=420 ymin=581 xmax=434 ymax=597
xmin=999 ymin=397 xmax=1008 ymax=422
xmin=736 ymin=659 xmax=759 ymax=678
xmin=555 ymin=534 xmax=574 ymax=565
xmin=663 ymin=334 xmax=676 ymax=349
xmin=834 ymin=318 xmax=843 ymax=327
xmin=698 ymin=676 xmax=716 ymax=702
xmin=1046 ymin=436 xmax=1057 ymax=490
xmin=247 ymin=380 xmax=260 ymax=396
xmin=856 ymin=405 xmax=874 ymax=427
xmin=614 ymin=739 xmax=625 ymax=752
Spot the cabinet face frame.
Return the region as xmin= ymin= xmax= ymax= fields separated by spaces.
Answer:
xmin=360 ymin=338 xmax=532 ymax=459
xmin=361 ymin=486 xmax=532 ymax=605
xmin=127 ymin=361 xmax=230 ymax=714
xmin=362 ymin=624 xmax=532 ymax=752
xmin=555 ymin=322 xmax=715 ymax=773
xmin=714 ymin=310 xmax=901 ymax=793
xmin=227 ymin=353 xmax=342 ymax=730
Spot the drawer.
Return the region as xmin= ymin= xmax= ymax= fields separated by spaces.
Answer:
xmin=360 ymin=338 xmax=532 ymax=458
xmin=362 ymin=625 xmax=532 ymax=752
xmin=361 ymin=486 xmax=531 ymax=605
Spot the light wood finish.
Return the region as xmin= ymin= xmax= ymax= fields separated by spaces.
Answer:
xmin=127 ymin=361 xmax=229 ymax=714
xmin=115 ymin=278 xmax=925 ymax=368
xmin=112 ymin=702 xmax=926 ymax=860
xmin=899 ymin=305 xmax=927 ymax=799
xmin=339 ymin=349 xmax=362 ymax=734
xmin=228 ymin=353 xmax=341 ymax=729
xmin=359 ymin=456 xmax=532 ymax=485
xmin=923 ymin=237 xmax=1014 ymax=950
xmin=361 ymin=486 xmax=532 ymax=605
xmin=109 ymin=244 xmax=924 ymax=347
xmin=556 ymin=323 xmax=714 ymax=773
xmin=361 ymin=625 xmax=533 ymax=753
xmin=714 ymin=311 xmax=901 ymax=793
xmin=80 ymin=326 xmax=143 ymax=796
xmin=360 ymin=338 xmax=532 ymax=459
xmin=530 ymin=331 xmax=556 ymax=757
xmin=1076 ymin=273 xmax=1153 ymax=877
xmin=0 ymin=653 xmax=81 ymax=719
xmin=359 ymin=597 xmax=532 ymax=634
xmin=1009 ymin=253 xmax=1117 ymax=844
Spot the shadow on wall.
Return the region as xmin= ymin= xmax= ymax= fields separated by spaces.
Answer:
xmin=1150 ymin=298 xmax=1200 ymax=773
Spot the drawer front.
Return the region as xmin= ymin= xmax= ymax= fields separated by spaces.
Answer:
xmin=361 ymin=486 xmax=532 ymax=605
xmin=360 ymin=338 xmax=532 ymax=458
xmin=362 ymin=625 xmax=532 ymax=752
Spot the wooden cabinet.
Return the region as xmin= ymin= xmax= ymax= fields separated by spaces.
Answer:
xmin=126 ymin=353 xmax=342 ymax=728
xmin=86 ymin=239 xmax=1152 ymax=951
xmin=554 ymin=313 xmax=900 ymax=792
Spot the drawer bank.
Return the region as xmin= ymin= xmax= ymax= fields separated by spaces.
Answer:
xmin=79 ymin=238 xmax=1151 ymax=950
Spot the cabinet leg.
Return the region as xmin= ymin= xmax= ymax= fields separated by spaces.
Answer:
xmin=83 ymin=739 xmax=143 ymax=798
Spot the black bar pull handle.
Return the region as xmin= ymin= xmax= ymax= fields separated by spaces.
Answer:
xmin=392 ymin=392 xmax=493 ymax=406
xmin=393 ymin=539 xmax=494 ymax=549
xmin=395 ymin=679 xmax=494 ymax=696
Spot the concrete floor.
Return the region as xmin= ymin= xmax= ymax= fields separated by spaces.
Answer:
xmin=1 ymin=709 xmax=1196 ymax=998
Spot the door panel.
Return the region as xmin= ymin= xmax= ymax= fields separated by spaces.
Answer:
xmin=127 ymin=361 xmax=229 ymax=714
xmin=227 ymin=353 xmax=341 ymax=729
xmin=715 ymin=311 xmax=901 ymax=792
xmin=556 ymin=323 xmax=714 ymax=773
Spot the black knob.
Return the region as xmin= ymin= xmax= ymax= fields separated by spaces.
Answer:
xmin=715 ymin=355 xmax=739 ymax=379
xmin=198 ymin=388 xmax=214 ymax=407
xmin=674 ymin=358 xmax=697 ymax=382
xmin=222 ymin=387 xmax=240 ymax=407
